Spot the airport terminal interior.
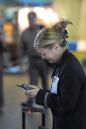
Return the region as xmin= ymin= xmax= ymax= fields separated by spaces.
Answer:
xmin=0 ymin=0 xmax=86 ymax=129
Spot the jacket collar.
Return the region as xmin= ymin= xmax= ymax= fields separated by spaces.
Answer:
xmin=51 ymin=49 xmax=70 ymax=78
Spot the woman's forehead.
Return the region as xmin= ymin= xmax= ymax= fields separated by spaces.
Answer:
xmin=36 ymin=47 xmax=45 ymax=52
xmin=36 ymin=47 xmax=48 ymax=53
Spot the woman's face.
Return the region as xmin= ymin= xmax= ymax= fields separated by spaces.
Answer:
xmin=36 ymin=43 xmax=63 ymax=63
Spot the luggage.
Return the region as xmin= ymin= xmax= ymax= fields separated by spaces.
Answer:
xmin=21 ymin=105 xmax=48 ymax=129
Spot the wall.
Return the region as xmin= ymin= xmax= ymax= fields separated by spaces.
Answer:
xmin=54 ymin=0 xmax=86 ymax=40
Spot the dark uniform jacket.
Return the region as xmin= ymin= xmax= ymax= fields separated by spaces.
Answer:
xmin=36 ymin=49 xmax=86 ymax=129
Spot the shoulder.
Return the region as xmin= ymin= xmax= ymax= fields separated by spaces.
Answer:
xmin=22 ymin=28 xmax=29 ymax=34
xmin=63 ymin=52 xmax=84 ymax=77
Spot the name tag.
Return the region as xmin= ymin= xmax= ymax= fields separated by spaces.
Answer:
xmin=50 ymin=76 xmax=59 ymax=94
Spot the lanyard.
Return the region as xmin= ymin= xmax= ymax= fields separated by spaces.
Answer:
xmin=50 ymin=75 xmax=59 ymax=94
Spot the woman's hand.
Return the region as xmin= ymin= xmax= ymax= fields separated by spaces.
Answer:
xmin=25 ymin=88 xmax=39 ymax=98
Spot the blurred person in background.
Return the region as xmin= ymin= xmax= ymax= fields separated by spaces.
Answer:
xmin=25 ymin=20 xmax=86 ymax=129
xmin=0 ymin=26 xmax=4 ymax=113
xmin=21 ymin=11 xmax=49 ymax=107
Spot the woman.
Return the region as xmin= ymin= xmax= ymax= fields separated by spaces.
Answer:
xmin=25 ymin=20 xmax=86 ymax=129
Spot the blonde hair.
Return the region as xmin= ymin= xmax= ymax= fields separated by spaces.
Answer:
xmin=34 ymin=19 xmax=72 ymax=48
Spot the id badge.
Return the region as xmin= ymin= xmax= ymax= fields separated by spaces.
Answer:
xmin=50 ymin=76 xmax=59 ymax=94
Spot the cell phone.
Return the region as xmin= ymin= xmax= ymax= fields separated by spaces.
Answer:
xmin=16 ymin=83 xmax=37 ymax=90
